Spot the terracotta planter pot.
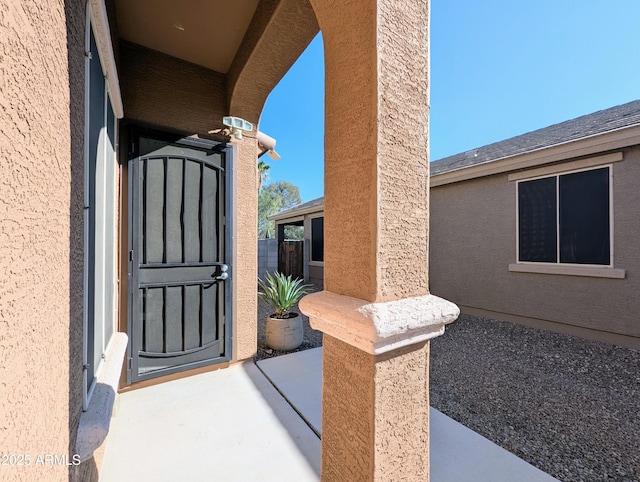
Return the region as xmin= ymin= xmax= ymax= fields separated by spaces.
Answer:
xmin=266 ymin=313 xmax=303 ymax=351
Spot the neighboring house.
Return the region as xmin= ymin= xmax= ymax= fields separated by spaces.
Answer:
xmin=278 ymin=101 xmax=640 ymax=350
xmin=3 ymin=1 xmax=440 ymax=480
xmin=430 ymin=100 xmax=640 ymax=350
xmin=269 ymin=197 xmax=325 ymax=285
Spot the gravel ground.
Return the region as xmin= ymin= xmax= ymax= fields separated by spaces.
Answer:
xmin=430 ymin=314 xmax=640 ymax=482
xmin=254 ymin=296 xmax=639 ymax=482
xmin=254 ymin=283 xmax=323 ymax=360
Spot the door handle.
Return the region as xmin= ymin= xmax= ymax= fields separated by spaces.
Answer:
xmin=212 ymin=264 xmax=229 ymax=281
xmin=203 ymin=264 xmax=229 ymax=288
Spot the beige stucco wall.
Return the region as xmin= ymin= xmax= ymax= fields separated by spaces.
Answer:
xmin=225 ymin=0 xmax=318 ymax=360
xmin=321 ymin=335 xmax=376 ymax=480
xmin=430 ymin=147 xmax=640 ymax=348
xmin=373 ymin=341 xmax=430 ymax=480
xmin=304 ymin=1 xmax=435 ymax=479
xmin=119 ymin=41 xmax=258 ymax=362
xmin=0 ymin=0 xmax=88 ymax=480
xmin=310 ymin=0 xmax=430 ymax=303
xmin=321 ymin=335 xmax=430 ymax=480
xmin=232 ymin=135 xmax=259 ymax=361
xmin=227 ymin=0 xmax=318 ymax=123
xmin=120 ymin=41 xmax=227 ymax=135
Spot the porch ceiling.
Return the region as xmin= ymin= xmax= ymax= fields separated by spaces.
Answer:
xmin=115 ymin=0 xmax=259 ymax=74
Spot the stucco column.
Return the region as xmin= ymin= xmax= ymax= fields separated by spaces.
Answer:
xmin=301 ymin=0 xmax=459 ymax=479
xmin=231 ymin=131 xmax=259 ymax=361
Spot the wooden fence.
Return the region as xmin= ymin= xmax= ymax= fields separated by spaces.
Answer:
xmin=278 ymin=241 xmax=304 ymax=280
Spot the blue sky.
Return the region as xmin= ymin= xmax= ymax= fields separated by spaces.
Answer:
xmin=259 ymin=1 xmax=640 ymax=202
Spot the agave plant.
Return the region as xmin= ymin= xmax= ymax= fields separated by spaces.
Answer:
xmin=258 ymin=272 xmax=312 ymax=319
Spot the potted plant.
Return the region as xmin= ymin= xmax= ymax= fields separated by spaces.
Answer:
xmin=258 ymin=272 xmax=312 ymax=351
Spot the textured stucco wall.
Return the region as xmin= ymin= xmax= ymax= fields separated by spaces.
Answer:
xmin=430 ymin=147 xmax=640 ymax=346
xmin=227 ymin=0 xmax=318 ymax=122
xmin=226 ymin=0 xmax=320 ymax=359
xmin=374 ymin=342 xmax=430 ymax=480
xmin=0 ymin=0 xmax=87 ymax=480
xmin=306 ymin=1 xmax=434 ymax=479
xmin=321 ymin=336 xmax=430 ymax=480
xmin=226 ymin=0 xmax=319 ymax=360
xmin=120 ymin=41 xmax=228 ymax=134
xmin=321 ymin=335 xmax=375 ymax=480
xmin=311 ymin=0 xmax=430 ymax=302
xmin=233 ymin=135 xmax=258 ymax=361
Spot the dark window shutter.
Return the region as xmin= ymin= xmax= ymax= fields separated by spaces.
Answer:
xmin=559 ymin=167 xmax=610 ymax=265
xmin=518 ymin=177 xmax=557 ymax=262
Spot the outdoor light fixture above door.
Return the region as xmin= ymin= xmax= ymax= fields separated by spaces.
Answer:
xmin=223 ymin=116 xmax=253 ymax=139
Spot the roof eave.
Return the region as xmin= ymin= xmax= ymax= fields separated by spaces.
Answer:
xmin=430 ymin=123 xmax=640 ymax=187
xmin=268 ymin=203 xmax=325 ymax=222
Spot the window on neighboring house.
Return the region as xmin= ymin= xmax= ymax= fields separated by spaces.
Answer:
xmin=310 ymin=216 xmax=324 ymax=263
xmin=517 ymin=166 xmax=611 ymax=266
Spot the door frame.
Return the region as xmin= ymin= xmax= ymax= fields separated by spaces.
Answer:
xmin=124 ymin=125 xmax=234 ymax=385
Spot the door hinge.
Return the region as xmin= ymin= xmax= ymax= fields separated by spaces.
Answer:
xmin=129 ymin=250 xmax=133 ymax=262
xmin=128 ymin=358 xmax=132 ymax=370
xmin=84 ymin=51 xmax=92 ymax=59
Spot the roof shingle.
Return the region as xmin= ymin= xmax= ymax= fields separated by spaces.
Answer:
xmin=430 ymin=100 xmax=640 ymax=176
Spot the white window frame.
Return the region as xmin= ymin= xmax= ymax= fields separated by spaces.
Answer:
xmin=83 ymin=4 xmax=119 ymax=410
xmin=509 ymin=158 xmax=625 ymax=279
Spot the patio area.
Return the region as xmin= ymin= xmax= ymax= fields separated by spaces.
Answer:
xmin=101 ymin=348 xmax=557 ymax=481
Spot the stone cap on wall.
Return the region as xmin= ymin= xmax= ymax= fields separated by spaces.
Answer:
xmin=300 ymin=291 xmax=459 ymax=355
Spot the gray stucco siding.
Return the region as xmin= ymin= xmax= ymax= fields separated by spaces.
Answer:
xmin=309 ymin=264 xmax=324 ymax=287
xmin=429 ymin=146 xmax=640 ymax=345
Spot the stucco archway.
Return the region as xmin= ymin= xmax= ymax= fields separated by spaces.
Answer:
xmin=227 ymin=0 xmax=459 ymax=477
xmin=224 ymin=0 xmax=319 ymax=362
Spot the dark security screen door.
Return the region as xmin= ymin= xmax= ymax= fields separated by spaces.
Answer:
xmin=129 ymin=131 xmax=231 ymax=382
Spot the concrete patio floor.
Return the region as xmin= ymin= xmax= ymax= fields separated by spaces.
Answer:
xmin=101 ymin=348 xmax=558 ymax=481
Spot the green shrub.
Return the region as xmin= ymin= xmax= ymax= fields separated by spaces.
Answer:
xmin=258 ymin=272 xmax=312 ymax=318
